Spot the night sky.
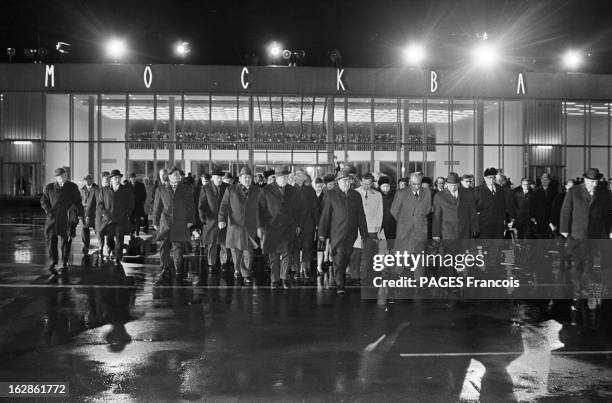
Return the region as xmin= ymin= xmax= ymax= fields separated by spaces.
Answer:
xmin=1 ymin=0 xmax=611 ymax=72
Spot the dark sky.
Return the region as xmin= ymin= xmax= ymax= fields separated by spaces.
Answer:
xmin=1 ymin=0 xmax=612 ymax=72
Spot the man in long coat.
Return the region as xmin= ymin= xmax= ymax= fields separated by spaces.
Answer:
xmin=153 ymin=166 xmax=195 ymax=282
xmin=80 ymin=174 xmax=98 ymax=254
xmin=87 ymin=171 xmax=110 ymax=257
xmin=432 ymin=172 xmax=479 ymax=254
xmin=318 ymin=168 xmax=368 ymax=295
xmin=390 ymin=172 xmax=432 ymax=281
xmin=41 ymin=167 xmax=84 ymax=277
xmin=257 ymin=166 xmax=302 ymax=289
xmin=128 ymin=173 xmax=147 ymax=237
xmin=219 ymin=166 xmax=261 ymax=285
xmin=96 ymin=169 xmax=134 ymax=265
xmin=198 ymin=169 xmax=229 ymax=273
xmin=560 ymin=168 xmax=612 ymax=297
xmin=292 ymin=168 xmax=319 ymax=281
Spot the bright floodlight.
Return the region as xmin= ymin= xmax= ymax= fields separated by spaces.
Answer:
xmin=105 ymin=38 xmax=127 ymax=60
xmin=175 ymin=41 xmax=190 ymax=57
xmin=563 ymin=50 xmax=583 ymax=70
xmin=472 ymin=42 xmax=499 ymax=68
xmin=268 ymin=41 xmax=282 ymax=58
xmin=403 ymin=43 xmax=426 ymax=65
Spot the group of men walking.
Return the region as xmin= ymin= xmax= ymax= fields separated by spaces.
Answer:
xmin=42 ymin=164 xmax=611 ymax=300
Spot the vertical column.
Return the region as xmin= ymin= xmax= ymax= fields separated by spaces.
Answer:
xmin=402 ymin=100 xmax=410 ymax=176
xmin=69 ymin=93 xmax=74 ymax=179
xmin=169 ymin=96 xmax=176 ymax=166
xmin=88 ymin=96 xmax=95 ymax=176
xmin=248 ymin=96 xmax=254 ymax=170
xmin=96 ymin=94 xmax=102 ymax=180
xmin=423 ymin=99 xmax=428 ymax=176
xmin=396 ymin=98 xmax=401 ymax=183
xmin=475 ymin=100 xmax=484 ymax=182
xmin=326 ymin=97 xmax=334 ymax=172
xmin=343 ymin=98 xmax=348 ymax=163
xmin=125 ymin=94 xmax=129 ymax=175
xmin=370 ymin=97 xmax=375 ymax=172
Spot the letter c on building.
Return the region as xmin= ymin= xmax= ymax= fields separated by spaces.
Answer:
xmin=241 ymin=67 xmax=250 ymax=89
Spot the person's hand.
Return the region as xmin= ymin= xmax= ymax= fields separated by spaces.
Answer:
xmin=187 ymin=222 xmax=193 ymax=229
xmin=530 ymin=218 xmax=537 ymax=224
xmin=218 ymin=222 xmax=227 ymax=230
xmin=84 ymin=217 xmax=90 ymax=226
xmin=153 ymin=225 xmax=159 ymax=231
xmin=561 ymin=232 xmax=569 ymax=238
xmin=296 ymin=227 xmax=302 ymax=236
xmin=257 ymin=227 xmax=264 ymax=239
xmin=609 ymin=233 xmax=612 ymax=239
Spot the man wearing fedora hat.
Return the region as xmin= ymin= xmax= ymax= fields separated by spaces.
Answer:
xmin=199 ymin=168 xmax=230 ymax=274
xmin=257 ymin=166 xmax=302 ymax=289
xmin=41 ymin=167 xmax=84 ymax=278
xmin=318 ymin=168 xmax=368 ymax=295
xmin=80 ymin=174 xmax=98 ymax=254
xmin=219 ymin=166 xmax=262 ymax=284
xmin=153 ymin=166 xmax=196 ymax=282
xmin=96 ymin=169 xmax=135 ymax=265
xmin=432 ymin=172 xmax=479 ymax=251
xmin=560 ymin=167 xmax=612 ymax=297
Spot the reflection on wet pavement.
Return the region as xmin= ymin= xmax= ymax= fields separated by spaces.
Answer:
xmin=0 ymin=207 xmax=611 ymax=401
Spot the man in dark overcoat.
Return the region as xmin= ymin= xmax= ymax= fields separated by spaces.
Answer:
xmin=198 ymin=169 xmax=229 ymax=273
xmin=512 ymin=178 xmax=536 ymax=239
xmin=153 ymin=166 xmax=195 ymax=282
xmin=560 ymin=168 xmax=612 ymax=297
xmin=432 ymin=172 xmax=479 ymax=254
xmin=257 ymin=166 xmax=302 ymax=289
xmin=532 ymin=172 xmax=558 ymax=238
xmin=40 ymin=167 xmax=84 ymax=276
xmin=96 ymin=169 xmax=134 ymax=265
xmin=80 ymin=174 xmax=98 ymax=254
xmin=292 ymin=168 xmax=319 ymax=280
xmin=474 ymin=167 xmax=513 ymax=267
xmin=219 ymin=166 xmax=262 ymax=285
xmin=318 ymin=168 xmax=368 ymax=295
xmin=128 ymin=173 xmax=147 ymax=237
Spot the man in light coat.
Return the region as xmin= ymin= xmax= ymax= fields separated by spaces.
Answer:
xmin=219 ymin=166 xmax=262 ymax=285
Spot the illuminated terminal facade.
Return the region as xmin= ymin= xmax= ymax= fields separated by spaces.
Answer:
xmin=0 ymin=63 xmax=611 ymax=196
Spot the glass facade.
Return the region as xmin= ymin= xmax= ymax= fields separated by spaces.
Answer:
xmin=1 ymin=92 xmax=611 ymax=196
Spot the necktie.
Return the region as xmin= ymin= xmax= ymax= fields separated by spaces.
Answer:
xmin=414 ymin=191 xmax=419 ymax=198
xmin=491 ymin=186 xmax=496 ymax=195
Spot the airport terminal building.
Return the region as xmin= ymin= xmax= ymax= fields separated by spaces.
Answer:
xmin=0 ymin=63 xmax=611 ymax=196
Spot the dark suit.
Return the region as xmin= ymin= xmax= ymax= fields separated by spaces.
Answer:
xmin=318 ymin=187 xmax=368 ymax=290
xmin=512 ymin=188 xmax=536 ymax=239
xmin=41 ymin=181 xmax=83 ymax=266
xmin=257 ymin=183 xmax=301 ymax=282
xmin=130 ymin=181 xmax=147 ymax=236
xmin=560 ymin=183 xmax=612 ymax=295
xmin=532 ymin=186 xmax=557 ymax=237
xmin=474 ymin=184 xmax=510 ymax=239
xmin=97 ymin=184 xmax=135 ymax=261
xmin=293 ymin=184 xmax=319 ymax=275
xmin=198 ymin=182 xmax=229 ymax=269
xmin=219 ymin=184 xmax=262 ymax=278
xmin=432 ymin=187 xmax=479 ymax=240
xmin=153 ymin=182 xmax=195 ymax=274
xmin=80 ymin=183 xmax=98 ymax=251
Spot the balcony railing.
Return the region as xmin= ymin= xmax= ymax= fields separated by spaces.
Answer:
xmin=128 ymin=140 xmax=436 ymax=151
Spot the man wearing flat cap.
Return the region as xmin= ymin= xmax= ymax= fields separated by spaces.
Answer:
xmin=560 ymin=168 xmax=612 ymax=297
xmin=257 ymin=166 xmax=302 ymax=289
xmin=198 ymin=168 xmax=230 ymax=273
xmin=96 ymin=169 xmax=134 ymax=265
xmin=41 ymin=167 xmax=84 ymax=277
xmin=318 ymin=168 xmax=368 ymax=295
xmin=153 ymin=166 xmax=195 ymax=282
xmin=219 ymin=166 xmax=262 ymax=285
xmin=80 ymin=174 xmax=98 ymax=254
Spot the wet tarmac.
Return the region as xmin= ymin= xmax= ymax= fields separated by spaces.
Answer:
xmin=1 ymin=206 xmax=612 ymax=402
